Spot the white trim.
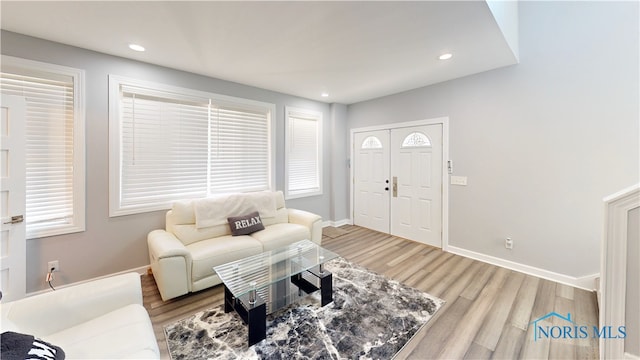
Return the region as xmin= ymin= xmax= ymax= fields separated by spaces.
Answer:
xmin=108 ymin=75 xmax=211 ymax=217
xmin=447 ymin=245 xmax=599 ymax=291
xmin=349 ymin=117 xmax=449 ymax=134
xmin=26 ymin=265 xmax=149 ymax=297
xmin=322 ymin=219 xmax=351 ymax=228
xmin=1 ymin=55 xmax=86 ymax=239
xmin=349 ymin=116 xmax=450 ymax=250
xmin=600 ymin=184 xmax=639 ymax=360
xmin=603 ymin=183 xmax=640 ymax=204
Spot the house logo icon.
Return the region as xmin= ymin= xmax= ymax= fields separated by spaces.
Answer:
xmin=529 ymin=312 xmax=576 ymax=342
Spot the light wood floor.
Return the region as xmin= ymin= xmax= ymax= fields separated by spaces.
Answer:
xmin=142 ymin=225 xmax=599 ymax=359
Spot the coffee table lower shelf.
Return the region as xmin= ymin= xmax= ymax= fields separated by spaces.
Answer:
xmin=223 ymin=265 xmax=333 ymax=346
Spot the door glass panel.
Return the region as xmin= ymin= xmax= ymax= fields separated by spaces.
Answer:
xmin=401 ymin=132 xmax=431 ymax=148
xmin=361 ymin=136 xmax=383 ymax=149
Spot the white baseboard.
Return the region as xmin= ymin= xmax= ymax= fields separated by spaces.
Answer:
xmin=322 ymin=219 xmax=351 ymax=228
xmin=27 ymin=265 xmax=150 ymax=297
xmin=447 ymin=245 xmax=599 ymax=291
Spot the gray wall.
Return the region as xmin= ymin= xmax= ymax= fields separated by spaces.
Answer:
xmin=347 ymin=1 xmax=639 ymax=278
xmin=1 ymin=31 xmax=342 ymax=292
xmin=626 ymin=206 xmax=639 ymax=357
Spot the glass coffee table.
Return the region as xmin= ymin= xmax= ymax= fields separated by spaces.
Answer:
xmin=213 ymin=239 xmax=339 ymax=346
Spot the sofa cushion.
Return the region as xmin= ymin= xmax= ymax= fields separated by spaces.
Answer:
xmin=250 ymin=223 xmax=311 ymax=251
xmin=194 ymin=192 xmax=277 ymax=229
xmin=0 ymin=317 xmax=19 ymax=333
xmin=188 ymin=235 xmax=263 ymax=283
xmin=261 ymin=207 xmax=289 ymax=227
xmin=171 ymin=200 xmax=196 ymax=225
xmin=228 ymin=211 xmax=265 ymax=236
xmin=167 ymin=192 xmax=291 ymax=244
xmin=172 ymin=223 xmax=231 ymax=246
xmin=44 ymin=304 xmax=158 ymax=359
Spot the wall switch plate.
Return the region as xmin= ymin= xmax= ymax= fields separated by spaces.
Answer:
xmin=451 ymin=176 xmax=468 ymax=186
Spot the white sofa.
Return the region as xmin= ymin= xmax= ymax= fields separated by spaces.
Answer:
xmin=147 ymin=191 xmax=323 ymax=301
xmin=0 ymin=273 xmax=160 ymax=359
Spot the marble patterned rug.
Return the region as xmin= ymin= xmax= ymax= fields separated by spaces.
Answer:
xmin=164 ymin=257 xmax=444 ymax=360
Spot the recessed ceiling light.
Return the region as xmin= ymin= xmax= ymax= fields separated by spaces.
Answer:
xmin=321 ymin=93 xmax=329 ymax=98
xmin=129 ymin=44 xmax=146 ymax=52
xmin=438 ymin=53 xmax=453 ymax=60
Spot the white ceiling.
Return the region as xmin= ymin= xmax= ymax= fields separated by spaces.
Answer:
xmin=1 ymin=1 xmax=519 ymax=104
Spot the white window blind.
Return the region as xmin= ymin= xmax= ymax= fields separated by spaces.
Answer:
xmin=285 ymin=107 xmax=322 ymax=199
xmin=110 ymin=76 xmax=274 ymax=216
xmin=119 ymin=86 xmax=210 ymax=208
xmin=0 ymin=57 xmax=85 ymax=239
xmin=210 ymin=105 xmax=270 ymax=193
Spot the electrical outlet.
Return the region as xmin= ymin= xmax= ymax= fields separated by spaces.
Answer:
xmin=48 ymin=260 xmax=59 ymax=272
xmin=505 ymin=238 xmax=513 ymax=250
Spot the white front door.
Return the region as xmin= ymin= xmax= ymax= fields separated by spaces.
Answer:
xmin=0 ymin=95 xmax=26 ymax=302
xmin=353 ymin=130 xmax=390 ymax=233
xmin=390 ymin=125 xmax=442 ymax=247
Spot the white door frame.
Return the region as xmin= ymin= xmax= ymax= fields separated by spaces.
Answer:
xmin=350 ymin=116 xmax=450 ymax=250
xmin=1 ymin=95 xmax=27 ymax=302
xmin=600 ymin=184 xmax=639 ymax=360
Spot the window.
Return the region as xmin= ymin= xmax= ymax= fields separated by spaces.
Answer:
xmin=0 ymin=56 xmax=85 ymax=239
xmin=109 ymin=75 xmax=274 ymax=216
xmin=401 ymin=132 xmax=431 ymax=148
xmin=361 ymin=136 xmax=383 ymax=149
xmin=285 ymin=107 xmax=322 ymax=199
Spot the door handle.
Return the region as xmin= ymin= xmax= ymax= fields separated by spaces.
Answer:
xmin=392 ymin=177 xmax=398 ymax=197
xmin=3 ymin=215 xmax=24 ymax=224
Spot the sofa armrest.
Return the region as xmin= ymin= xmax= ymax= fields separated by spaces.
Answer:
xmin=288 ymin=208 xmax=323 ymax=245
xmin=2 ymin=273 xmax=143 ymax=336
xmin=147 ymin=229 xmax=192 ymax=301
xmin=147 ymin=229 xmax=190 ymax=259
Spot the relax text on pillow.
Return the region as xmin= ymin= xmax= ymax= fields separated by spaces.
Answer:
xmin=234 ymin=215 xmax=262 ymax=230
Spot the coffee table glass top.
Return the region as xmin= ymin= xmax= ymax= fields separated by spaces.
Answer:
xmin=213 ymin=239 xmax=338 ymax=299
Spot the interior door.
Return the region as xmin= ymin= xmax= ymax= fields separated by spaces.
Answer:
xmin=0 ymin=95 xmax=27 ymax=302
xmin=353 ymin=130 xmax=390 ymax=233
xmin=390 ymin=125 xmax=442 ymax=247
